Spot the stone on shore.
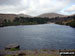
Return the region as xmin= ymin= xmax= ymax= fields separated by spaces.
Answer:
xmin=5 ymin=44 xmax=20 ymax=50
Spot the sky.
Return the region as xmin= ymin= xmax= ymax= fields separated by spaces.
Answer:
xmin=0 ymin=0 xmax=75 ymax=16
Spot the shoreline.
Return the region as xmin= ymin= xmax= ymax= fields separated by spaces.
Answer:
xmin=0 ymin=49 xmax=60 ymax=56
xmin=0 ymin=23 xmax=75 ymax=28
xmin=0 ymin=49 xmax=75 ymax=56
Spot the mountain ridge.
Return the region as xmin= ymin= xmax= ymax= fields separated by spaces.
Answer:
xmin=0 ymin=13 xmax=74 ymax=22
xmin=37 ymin=13 xmax=66 ymax=18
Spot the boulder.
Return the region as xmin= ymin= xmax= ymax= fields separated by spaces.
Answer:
xmin=5 ymin=44 xmax=20 ymax=50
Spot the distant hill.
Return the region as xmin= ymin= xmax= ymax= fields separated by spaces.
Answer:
xmin=0 ymin=13 xmax=75 ymax=27
xmin=17 ymin=14 xmax=32 ymax=17
xmin=0 ymin=14 xmax=31 ymax=21
xmin=38 ymin=13 xmax=65 ymax=18
xmin=0 ymin=13 xmax=66 ymax=21
xmin=0 ymin=14 xmax=18 ymax=21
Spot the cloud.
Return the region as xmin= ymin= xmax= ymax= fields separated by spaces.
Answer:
xmin=0 ymin=0 xmax=73 ymax=16
xmin=62 ymin=5 xmax=75 ymax=15
xmin=70 ymin=0 xmax=75 ymax=4
xmin=0 ymin=0 xmax=28 ymax=13
xmin=0 ymin=0 xmax=21 ymax=5
xmin=65 ymin=5 xmax=75 ymax=12
xmin=19 ymin=0 xmax=71 ymax=16
xmin=0 ymin=6 xmax=13 ymax=13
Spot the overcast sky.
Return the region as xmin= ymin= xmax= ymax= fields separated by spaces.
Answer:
xmin=0 ymin=0 xmax=75 ymax=16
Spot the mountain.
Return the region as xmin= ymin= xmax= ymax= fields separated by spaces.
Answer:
xmin=0 ymin=14 xmax=18 ymax=21
xmin=38 ymin=13 xmax=65 ymax=18
xmin=18 ymin=14 xmax=32 ymax=17
xmin=0 ymin=14 xmax=31 ymax=21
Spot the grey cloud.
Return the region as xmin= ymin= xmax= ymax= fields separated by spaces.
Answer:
xmin=0 ymin=0 xmax=21 ymax=5
xmin=0 ymin=0 xmax=74 ymax=16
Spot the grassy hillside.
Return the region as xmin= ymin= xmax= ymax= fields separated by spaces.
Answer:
xmin=0 ymin=14 xmax=75 ymax=27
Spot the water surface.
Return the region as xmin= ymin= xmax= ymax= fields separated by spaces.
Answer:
xmin=0 ymin=24 xmax=75 ymax=50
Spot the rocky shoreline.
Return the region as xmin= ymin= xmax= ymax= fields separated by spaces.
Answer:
xmin=0 ymin=50 xmax=60 ymax=56
xmin=0 ymin=44 xmax=75 ymax=56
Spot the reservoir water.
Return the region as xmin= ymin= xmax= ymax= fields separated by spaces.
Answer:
xmin=0 ymin=24 xmax=75 ymax=50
